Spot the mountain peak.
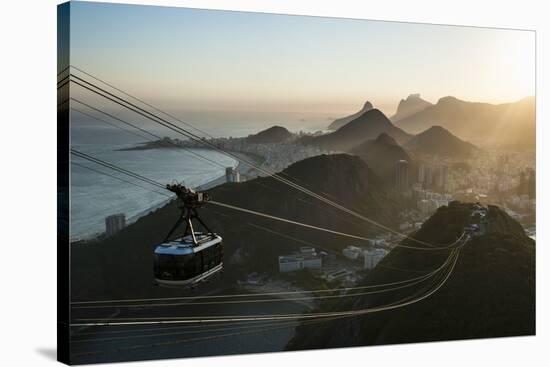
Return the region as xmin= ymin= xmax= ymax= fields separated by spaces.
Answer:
xmin=350 ymin=108 xmax=391 ymax=126
xmin=327 ymin=100 xmax=374 ymax=131
xmin=305 ymin=108 xmax=411 ymax=151
xmin=406 ymin=93 xmax=422 ymax=100
xmin=391 ymin=93 xmax=433 ymax=122
xmin=405 ymin=125 xmax=476 ymax=158
xmin=246 ymin=125 xmax=291 ymax=144
xmin=363 ymin=108 xmax=386 ymax=119
xmin=423 ymin=125 xmax=450 ymax=134
xmin=362 ymin=100 xmax=374 ymax=110
xmin=436 ymin=95 xmax=460 ymax=104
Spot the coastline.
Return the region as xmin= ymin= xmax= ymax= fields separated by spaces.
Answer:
xmin=72 ymin=150 xmax=263 ymax=242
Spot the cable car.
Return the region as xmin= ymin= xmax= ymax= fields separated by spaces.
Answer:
xmin=154 ymin=184 xmax=223 ymax=287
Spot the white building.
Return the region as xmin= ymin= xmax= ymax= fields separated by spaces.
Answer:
xmin=399 ymin=222 xmax=412 ymax=231
xmin=368 ymin=238 xmax=387 ymax=247
xmin=299 ymin=246 xmax=316 ymax=255
xmin=278 ymin=247 xmax=322 ymax=273
xmin=342 ymin=245 xmax=362 ymax=260
xmin=364 ymin=248 xmax=388 ymax=270
xmin=323 ymin=269 xmax=352 ymax=282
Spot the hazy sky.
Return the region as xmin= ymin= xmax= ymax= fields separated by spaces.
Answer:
xmin=69 ymin=1 xmax=535 ymax=119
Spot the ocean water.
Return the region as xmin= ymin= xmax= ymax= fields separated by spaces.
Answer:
xmin=68 ymin=105 xmax=335 ymax=240
xmin=70 ymin=140 xmax=237 ymax=240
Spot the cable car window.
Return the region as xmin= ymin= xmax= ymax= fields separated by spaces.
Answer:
xmin=155 ymin=254 xmax=202 ymax=280
xmin=176 ymin=254 xmax=202 ymax=278
xmin=203 ymin=246 xmax=213 ymax=270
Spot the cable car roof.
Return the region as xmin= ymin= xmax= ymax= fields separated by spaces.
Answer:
xmin=155 ymin=233 xmax=222 ymax=255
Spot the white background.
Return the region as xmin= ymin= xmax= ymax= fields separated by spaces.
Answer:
xmin=0 ymin=0 xmax=547 ymax=366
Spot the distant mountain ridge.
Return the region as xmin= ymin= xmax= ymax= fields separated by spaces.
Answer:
xmin=328 ymin=101 xmax=373 ymax=131
xmin=304 ymin=109 xmax=412 ymax=151
xmin=404 ymin=125 xmax=477 ymax=158
xmin=395 ymin=96 xmax=535 ymax=148
xmin=391 ymin=93 xmax=433 ymax=122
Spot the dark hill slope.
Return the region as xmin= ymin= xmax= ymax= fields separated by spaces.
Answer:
xmin=350 ymin=133 xmax=412 ymax=181
xmin=246 ymin=125 xmax=292 ymax=144
xmin=404 ymin=125 xmax=477 ymax=158
xmin=287 ymin=202 xmax=535 ymax=350
xmin=303 ymin=109 xmax=412 ymax=151
xmin=328 ymin=101 xmax=373 ymax=131
xmin=71 ymin=154 xmax=401 ymax=302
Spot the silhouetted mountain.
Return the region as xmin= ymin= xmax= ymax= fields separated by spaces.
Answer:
xmin=71 ymin=154 xmax=401 ymax=301
xmin=246 ymin=125 xmax=292 ymax=144
xmin=349 ymin=133 xmax=412 ymax=181
xmin=288 ymin=202 xmax=535 ymax=350
xmin=404 ymin=125 xmax=477 ymax=158
xmin=390 ymin=93 xmax=433 ymax=122
xmin=395 ymin=96 xmax=535 ymax=148
xmin=303 ymin=109 xmax=412 ymax=151
xmin=328 ymin=101 xmax=373 ymax=131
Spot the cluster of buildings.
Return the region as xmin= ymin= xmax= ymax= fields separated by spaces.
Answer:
xmin=450 ymin=151 xmax=533 ymax=197
xmin=342 ymin=245 xmax=389 ymax=270
xmin=413 ymin=189 xmax=453 ymax=216
xmin=278 ymin=247 xmax=323 ymax=273
xmin=202 ymin=136 xmax=326 ymax=175
xmin=418 ymin=163 xmax=449 ymax=189
xmin=179 ymin=133 xmax=329 ymax=177
xmin=394 ymin=160 xmax=450 ymax=193
xmin=277 ymin=243 xmax=389 ymax=280
xmin=238 ymin=141 xmax=326 ymax=173
xmin=507 ymin=194 xmax=535 ymax=211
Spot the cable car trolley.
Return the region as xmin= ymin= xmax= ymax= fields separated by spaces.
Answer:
xmin=154 ymin=183 xmax=223 ymax=287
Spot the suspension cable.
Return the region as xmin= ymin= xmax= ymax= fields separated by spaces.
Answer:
xmin=62 ymin=68 xmax=440 ymax=246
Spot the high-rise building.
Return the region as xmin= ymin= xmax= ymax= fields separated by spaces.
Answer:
xmin=225 ymin=167 xmax=240 ymax=183
xmin=435 ymin=165 xmax=449 ymax=189
xmin=395 ymin=160 xmax=409 ymax=191
xmin=105 ymin=213 xmax=126 ymax=236
xmin=425 ymin=166 xmax=434 ymax=187
xmin=418 ymin=164 xmax=426 ymax=184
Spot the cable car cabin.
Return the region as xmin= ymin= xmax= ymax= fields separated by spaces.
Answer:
xmin=154 ymin=233 xmax=223 ymax=287
xmin=154 ymin=184 xmax=223 ymax=287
